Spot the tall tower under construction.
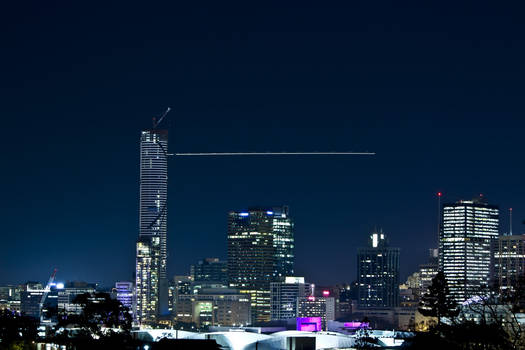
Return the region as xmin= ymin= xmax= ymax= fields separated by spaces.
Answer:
xmin=135 ymin=128 xmax=169 ymax=324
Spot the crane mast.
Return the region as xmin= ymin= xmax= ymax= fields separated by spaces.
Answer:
xmin=39 ymin=268 xmax=57 ymax=322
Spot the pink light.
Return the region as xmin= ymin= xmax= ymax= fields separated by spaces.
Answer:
xmin=322 ymin=290 xmax=330 ymax=296
xmin=343 ymin=321 xmax=369 ymax=330
xmin=437 ymin=192 xmax=442 ymax=197
xmin=297 ymin=317 xmax=322 ymax=332
xmin=308 ymin=296 xmax=315 ymax=301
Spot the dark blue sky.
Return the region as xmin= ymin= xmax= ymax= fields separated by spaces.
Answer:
xmin=1 ymin=1 xmax=524 ymax=287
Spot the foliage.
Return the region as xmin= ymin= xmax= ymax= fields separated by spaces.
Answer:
xmin=68 ymin=292 xmax=132 ymax=337
xmin=0 ymin=310 xmax=38 ymax=349
xmin=418 ymin=271 xmax=459 ymax=324
xmin=410 ymin=276 xmax=525 ymax=350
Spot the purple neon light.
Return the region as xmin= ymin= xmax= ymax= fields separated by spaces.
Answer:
xmin=343 ymin=321 xmax=369 ymax=329
xmin=296 ymin=317 xmax=322 ymax=332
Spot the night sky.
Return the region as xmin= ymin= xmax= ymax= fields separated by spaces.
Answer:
xmin=1 ymin=2 xmax=525 ymax=287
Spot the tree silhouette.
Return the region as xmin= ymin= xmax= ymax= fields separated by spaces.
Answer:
xmin=0 ymin=309 xmax=38 ymax=348
xmin=418 ymin=271 xmax=459 ymax=326
xmin=71 ymin=292 xmax=132 ymax=337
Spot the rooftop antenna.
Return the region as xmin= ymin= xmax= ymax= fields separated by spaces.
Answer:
xmin=510 ymin=208 xmax=513 ymax=235
xmin=437 ymin=191 xmax=442 ymax=239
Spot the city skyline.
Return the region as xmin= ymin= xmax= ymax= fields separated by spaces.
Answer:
xmin=2 ymin=2 xmax=525 ymax=288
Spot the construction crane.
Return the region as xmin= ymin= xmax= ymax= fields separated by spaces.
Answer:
xmin=153 ymin=107 xmax=376 ymax=157
xmin=39 ymin=268 xmax=57 ymax=322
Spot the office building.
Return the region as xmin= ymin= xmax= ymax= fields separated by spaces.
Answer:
xmin=494 ymin=234 xmax=525 ymax=291
xmin=228 ymin=207 xmax=294 ymax=323
xmin=175 ymin=289 xmax=251 ymax=327
xmin=419 ymin=248 xmax=439 ymax=296
xmin=57 ymin=281 xmax=97 ymax=315
xmin=115 ymin=282 xmax=134 ymax=310
xmin=135 ymin=128 xmax=169 ymax=324
xmin=297 ymin=296 xmax=335 ymax=330
xmin=337 ymin=285 xmax=353 ymax=320
xmin=191 ymin=258 xmax=228 ymax=285
xmin=357 ymin=230 xmax=400 ymax=307
xmin=0 ymin=285 xmax=22 ymax=312
xmin=20 ymin=283 xmax=44 ymax=319
xmin=270 ymin=277 xmax=309 ymax=321
xmin=439 ymin=197 xmax=499 ymax=304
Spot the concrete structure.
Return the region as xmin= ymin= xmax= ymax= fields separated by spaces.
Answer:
xmin=357 ymin=230 xmax=400 ymax=307
xmin=228 ymin=207 xmax=294 ymax=323
xmin=439 ymin=196 xmax=499 ymax=304
xmin=135 ymin=128 xmax=169 ymax=324
xmin=132 ymin=328 xmax=410 ymax=349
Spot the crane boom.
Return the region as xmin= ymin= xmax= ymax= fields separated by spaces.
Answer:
xmin=170 ymin=151 xmax=375 ymax=156
xmin=39 ymin=268 xmax=57 ymax=320
xmin=153 ymin=107 xmax=171 ymax=129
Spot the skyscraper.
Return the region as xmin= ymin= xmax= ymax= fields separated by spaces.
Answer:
xmin=439 ymin=196 xmax=499 ymax=304
xmin=135 ymin=129 xmax=169 ymax=324
xmin=191 ymin=258 xmax=229 ymax=286
xmin=227 ymin=206 xmax=294 ymax=323
xmin=357 ymin=230 xmax=400 ymax=307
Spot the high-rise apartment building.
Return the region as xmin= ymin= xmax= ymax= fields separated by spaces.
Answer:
xmin=227 ymin=206 xmax=294 ymax=323
xmin=357 ymin=230 xmax=400 ymax=307
xmin=439 ymin=197 xmax=499 ymax=304
xmin=493 ymin=234 xmax=525 ymax=291
xmin=270 ymin=277 xmax=309 ymax=321
xmin=135 ymin=129 xmax=169 ymax=324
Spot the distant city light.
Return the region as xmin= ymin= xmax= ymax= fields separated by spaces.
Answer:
xmin=240 ymin=212 xmax=249 ymax=217
xmin=322 ymin=290 xmax=330 ymax=296
xmin=56 ymin=282 xmax=64 ymax=289
xmin=266 ymin=211 xmax=274 ymax=215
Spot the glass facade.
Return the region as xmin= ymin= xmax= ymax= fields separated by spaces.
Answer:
xmin=227 ymin=206 xmax=294 ymax=323
xmin=191 ymin=258 xmax=228 ymax=285
xmin=136 ymin=238 xmax=160 ymax=324
xmin=494 ymin=234 xmax=525 ymax=292
xmin=270 ymin=277 xmax=309 ymax=321
xmin=115 ymin=281 xmax=134 ymax=310
xmin=439 ymin=198 xmax=499 ymax=304
xmin=357 ymin=230 xmax=400 ymax=307
xmin=135 ymin=129 xmax=169 ymax=324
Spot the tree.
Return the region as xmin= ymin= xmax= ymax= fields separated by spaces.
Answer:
xmin=418 ymin=271 xmax=459 ymax=326
xmin=71 ymin=293 xmax=132 ymax=337
xmin=0 ymin=309 xmax=38 ymax=349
